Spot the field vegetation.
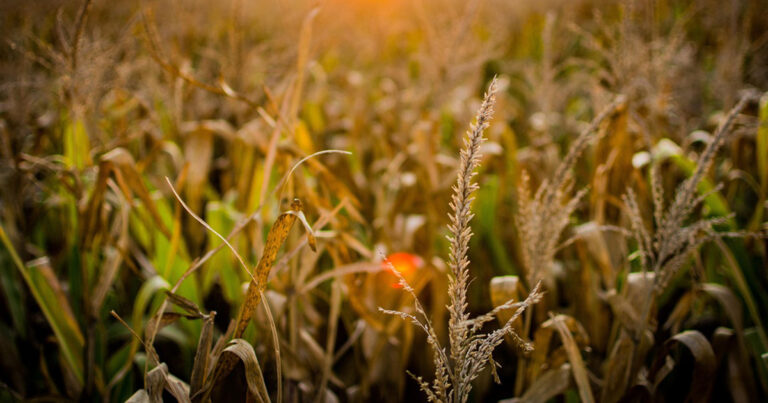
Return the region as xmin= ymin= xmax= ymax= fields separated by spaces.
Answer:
xmin=1 ymin=0 xmax=767 ymax=401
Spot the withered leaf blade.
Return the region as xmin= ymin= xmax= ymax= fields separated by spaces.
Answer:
xmin=146 ymin=363 xmax=168 ymax=403
xmin=210 ymin=320 xmax=236 ymax=366
xmin=105 ymin=147 xmax=171 ymax=238
xmin=528 ymin=326 xmax=554 ymax=385
xmin=711 ymin=327 xmax=735 ymax=369
xmin=208 ymin=200 xmax=308 ymax=392
xmin=701 ymin=283 xmax=743 ymax=332
xmin=289 ymin=7 xmax=320 ymax=120
xmin=213 ymin=339 xmax=271 ymax=403
xmin=650 ymin=330 xmax=716 ymax=402
xmin=190 ymin=312 xmax=216 ymax=401
xmin=235 ymin=198 xmax=305 ymax=338
xmin=600 ymin=330 xmax=635 ymax=403
xmin=165 ymin=290 xmax=205 ymax=318
xmin=293 ymin=209 xmax=317 ymax=252
xmin=183 ymin=130 xmax=214 ymax=217
xmin=501 ymin=363 xmax=572 ymax=403
xmin=125 ymin=389 xmax=150 ymax=403
xmin=662 ymin=290 xmax=694 ymax=333
xmin=144 ymin=312 xmax=190 ymax=338
xmin=551 ymin=315 xmax=595 ymax=403
xmin=146 ymin=361 xmax=192 ymax=403
xmin=165 ymin=373 xmax=191 ymax=403
xmin=605 ymin=289 xmax=645 ymax=335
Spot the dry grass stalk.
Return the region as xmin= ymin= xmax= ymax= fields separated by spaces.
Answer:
xmin=381 ymin=78 xmax=542 ymax=403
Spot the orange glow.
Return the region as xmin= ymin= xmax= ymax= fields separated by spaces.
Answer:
xmin=383 ymin=252 xmax=424 ymax=288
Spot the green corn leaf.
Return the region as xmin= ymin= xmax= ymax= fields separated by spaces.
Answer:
xmin=0 ymin=222 xmax=84 ymax=384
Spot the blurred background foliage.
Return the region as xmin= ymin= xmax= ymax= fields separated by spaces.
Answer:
xmin=0 ymin=0 xmax=767 ymax=401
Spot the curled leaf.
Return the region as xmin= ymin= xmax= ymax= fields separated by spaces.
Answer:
xmin=650 ymin=330 xmax=716 ymax=402
xmin=209 ymin=339 xmax=270 ymax=403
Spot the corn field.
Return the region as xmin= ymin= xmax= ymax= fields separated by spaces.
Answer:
xmin=1 ymin=0 xmax=767 ymax=401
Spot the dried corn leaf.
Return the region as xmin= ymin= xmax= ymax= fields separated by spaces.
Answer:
xmin=126 ymin=389 xmax=149 ymax=403
xmin=701 ymin=283 xmax=743 ymax=332
xmin=726 ymin=338 xmax=756 ymax=402
xmin=543 ymin=314 xmax=590 ymax=346
xmin=235 ymin=198 xmax=306 ymax=338
xmin=179 ymin=119 xmax=235 ymax=141
xmin=712 ymin=327 xmax=735 ymax=366
xmin=103 ymin=148 xmax=171 ymax=238
xmin=316 ymin=281 xmax=342 ymax=401
xmin=650 ymin=330 xmax=716 ymax=402
xmin=290 ymin=209 xmax=317 ymax=252
xmin=165 ymin=290 xmax=205 ymax=318
xmin=144 ymin=312 xmax=194 ymax=336
xmin=605 ymin=290 xmax=644 ymax=334
xmin=146 ymin=364 xmax=168 ymax=403
xmin=183 ymin=130 xmax=213 ymax=215
xmin=306 ymin=158 xmax=361 ymax=210
xmin=143 ymin=362 xmax=191 ymax=403
xmin=574 ymin=222 xmax=615 ymax=287
xmin=625 ymin=272 xmax=655 ymax=307
xmin=600 ymin=330 xmax=635 ymax=403
xmin=662 ymin=290 xmax=693 ymax=333
xmin=502 ymin=364 xmax=571 ymax=403
xmin=300 ymin=262 xmax=381 ymax=294
xmin=551 ymin=315 xmax=595 ymax=403
xmin=165 ymin=373 xmax=191 ymax=403
xmin=300 ymin=328 xmax=328 ymax=364
xmin=289 ymin=7 xmax=320 ymax=120
xmin=190 ymin=313 xmax=215 ymax=400
xmin=211 ymin=339 xmax=270 ymax=403
xmin=653 ymin=356 xmax=676 ymax=392
xmin=527 ymin=325 xmax=555 ymax=385
xmin=208 ymin=199 xmax=310 ymax=387
xmin=298 ymin=329 xmax=345 ymax=388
